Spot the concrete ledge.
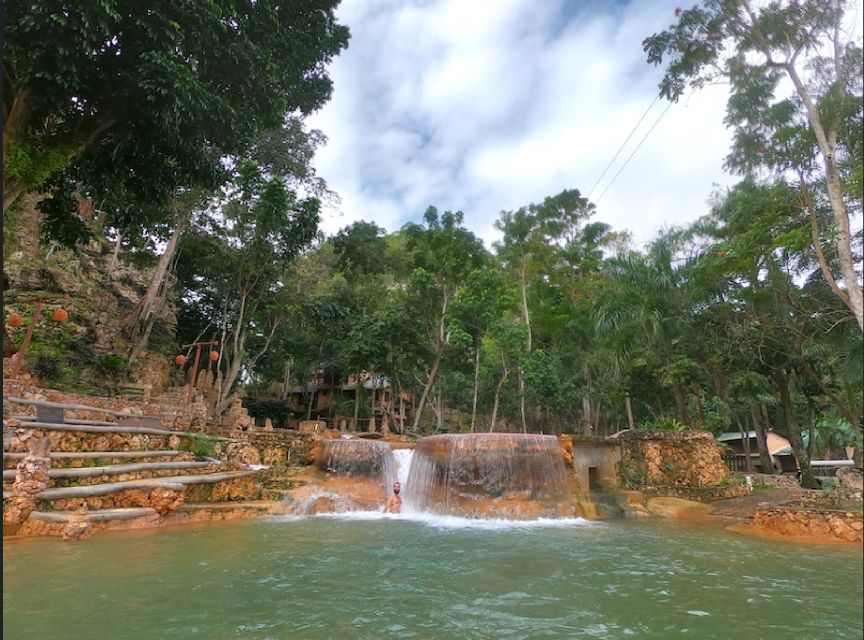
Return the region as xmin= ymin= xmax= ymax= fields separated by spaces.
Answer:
xmin=29 ymin=508 xmax=159 ymax=523
xmin=642 ymin=484 xmax=752 ymax=502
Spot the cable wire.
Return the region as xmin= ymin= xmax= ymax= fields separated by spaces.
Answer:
xmin=594 ymin=100 xmax=674 ymax=205
xmin=586 ymin=95 xmax=660 ymax=200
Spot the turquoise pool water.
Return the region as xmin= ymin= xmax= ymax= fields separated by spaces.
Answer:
xmin=4 ymin=513 xmax=862 ymax=639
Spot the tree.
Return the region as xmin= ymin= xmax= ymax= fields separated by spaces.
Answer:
xmin=644 ymin=0 xmax=863 ymax=330
xmin=3 ymin=1 xmax=350 ymax=215
xmin=175 ymin=154 xmax=320 ymax=414
xmin=402 ymin=207 xmax=488 ymax=431
xmin=495 ymin=188 xmax=596 ymax=431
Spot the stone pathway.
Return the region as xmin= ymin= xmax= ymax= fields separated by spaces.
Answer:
xmin=709 ymin=488 xmax=803 ymax=520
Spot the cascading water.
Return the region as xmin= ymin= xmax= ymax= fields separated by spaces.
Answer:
xmin=315 ymin=438 xmax=398 ymax=487
xmin=392 ymin=448 xmax=414 ymax=485
xmin=403 ymin=433 xmax=573 ymax=519
xmin=293 ymin=438 xmax=399 ymax=513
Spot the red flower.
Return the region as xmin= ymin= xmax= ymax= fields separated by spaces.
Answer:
xmin=674 ymin=7 xmax=683 ymax=16
xmin=669 ymin=24 xmax=677 ymax=29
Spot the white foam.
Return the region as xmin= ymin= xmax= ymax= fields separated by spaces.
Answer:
xmin=392 ymin=449 xmax=414 ymax=485
xmin=272 ymin=510 xmax=596 ymax=531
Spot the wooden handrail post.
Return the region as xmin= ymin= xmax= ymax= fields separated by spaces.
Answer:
xmin=186 ymin=343 xmax=203 ymax=404
xmin=7 ymin=302 xmax=43 ymax=379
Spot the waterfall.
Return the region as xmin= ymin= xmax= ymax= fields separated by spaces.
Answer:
xmin=403 ymin=433 xmax=572 ymax=519
xmin=315 ymin=439 xmax=398 ymax=489
xmin=392 ymin=448 xmax=414 ymax=485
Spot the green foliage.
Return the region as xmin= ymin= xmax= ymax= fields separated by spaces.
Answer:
xmin=5 ymin=0 xmax=349 ymax=246
xmin=641 ymin=416 xmax=689 ymax=431
xmin=97 ymin=354 xmax=126 ymax=379
xmin=33 ymin=354 xmax=62 ymax=381
xmin=186 ymin=435 xmax=217 ymax=461
xmin=6 ymin=139 xmax=72 ymax=190
xmin=618 ymin=459 xmax=645 ymax=488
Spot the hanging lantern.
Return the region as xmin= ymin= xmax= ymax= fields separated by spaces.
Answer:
xmin=175 ymin=354 xmax=187 ymax=366
xmin=8 ymin=314 xmax=23 ymax=328
xmin=209 ymin=351 xmax=219 ymax=362
xmin=52 ymin=308 xmax=69 ymax=323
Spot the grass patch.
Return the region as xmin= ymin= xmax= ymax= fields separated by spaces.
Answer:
xmin=752 ymin=484 xmax=781 ymax=493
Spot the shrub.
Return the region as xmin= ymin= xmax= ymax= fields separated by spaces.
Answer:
xmin=187 ymin=434 xmax=217 ymax=461
xmin=33 ymin=354 xmax=62 ymax=381
xmin=641 ymin=416 xmax=689 ymax=431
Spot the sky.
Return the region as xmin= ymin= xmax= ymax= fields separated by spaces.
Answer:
xmin=306 ymin=0 xmax=743 ymax=250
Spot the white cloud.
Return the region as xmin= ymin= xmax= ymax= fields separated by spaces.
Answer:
xmin=308 ymin=0 xmax=739 ymax=249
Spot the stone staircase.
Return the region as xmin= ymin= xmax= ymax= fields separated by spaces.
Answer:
xmin=3 ymin=395 xmax=276 ymax=539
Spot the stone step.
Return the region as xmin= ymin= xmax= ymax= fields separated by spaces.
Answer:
xmin=38 ymin=470 xmax=257 ymax=500
xmin=3 ymin=450 xmax=192 ymax=469
xmin=176 ymin=501 xmax=275 ymax=512
xmin=12 ymin=415 xmax=118 ymax=426
xmin=28 ymin=508 xmax=159 ymax=523
xmin=3 ymin=461 xmax=216 ymax=482
xmin=36 ymin=470 xmax=261 ymax=511
xmin=3 ymin=420 xmax=230 ymax=440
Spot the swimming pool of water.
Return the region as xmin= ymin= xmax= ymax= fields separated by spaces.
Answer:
xmin=4 ymin=514 xmax=862 ymax=639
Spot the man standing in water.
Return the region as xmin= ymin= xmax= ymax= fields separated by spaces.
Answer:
xmin=384 ymin=482 xmax=402 ymax=513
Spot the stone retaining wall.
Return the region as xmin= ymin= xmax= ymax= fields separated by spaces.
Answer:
xmin=3 ymin=381 xmax=198 ymax=430
xmin=618 ymin=430 xmax=729 ymax=487
xmin=753 ymin=506 xmax=863 ymax=543
xmin=798 ymin=488 xmax=863 ymax=510
xmin=222 ymin=431 xmax=315 ymax=467
xmin=739 ymin=472 xmax=801 ymax=489
xmin=642 ymin=483 xmax=752 ymax=502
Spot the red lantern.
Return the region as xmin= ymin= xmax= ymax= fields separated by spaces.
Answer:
xmin=175 ymin=354 xmax=187 ymax=366
xmin=209 ymin=351 xmax=219 ymax=362
xmin=756 ymin=147 xmax=766 ymax=154
xmin=52 ymin=308 xmax=69 ymax=323
xmin=8 ymin=314 xmax=23 ymax=328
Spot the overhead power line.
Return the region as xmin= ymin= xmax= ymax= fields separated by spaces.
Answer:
xmin=586 ymin=95 xmax=659 ymax=200
xmin=594 ymin=99 xmax=674 ymax=205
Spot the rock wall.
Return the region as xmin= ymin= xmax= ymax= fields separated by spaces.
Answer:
xmin=742 ymin=472 xmax=801 ymax=489
xmin=4 ymin=194 xmax=176 ymax=394
xmin=642 ymin=484 xmax=751 ymax=502
xmin=3 ymin=380 xmax=199 ymax=430
xmin=618 ymin=430 xmax=729 ymax=488
xmin=753 ymin=506 xmax=863 ymax=543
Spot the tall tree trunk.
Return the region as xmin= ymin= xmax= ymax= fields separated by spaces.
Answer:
xmin=489 ymin=354 xmax=509 ymax=433
xmin=784 ymin=62 xmax=863 ymax=331
xmin=127 ymin=202 xmax=191 ymax=366
xmin=398 ymin=385 xmax=405 ymax=434
xmin=411 ymin=293 xmax=451 ymax=432
xmin=625 ymin=393 xmax=636 ymax=430
xmin=692 ymin=385 xmax=704 ymax=425
xmin=108 ymin=232 xmax=123 ymax=273
xmin=412 ymin=340 xmax=447 ymax=432
xmin=774 ymin=368 xmax=818 ymax=488
xmin=520 ymin=262 xmax=532 ymax=352
xmin=517 ymin=261 xmax=532 ymax=434
xmin=750 ymin=404 xmax=775 ymax=474
xmin=3 ymin=88 xmax=31 ymax=215
xmin=736 ymin=414 xmax=754 ymax=473
xmin=470 ymin=343 xmax=481 ymax=432
xmin=672 ymin=383 xmax=690 ymax=425
xmin=280 ymin=360 xmax=292 ymax=401
xmin=518 ymin=367 xmax=527 ymax=433
xmin=352 ymin=371 xmax=363 ymax=431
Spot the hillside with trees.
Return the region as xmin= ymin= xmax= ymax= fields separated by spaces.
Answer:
xmin=3 ymin=0 xmax=861 ymax=489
